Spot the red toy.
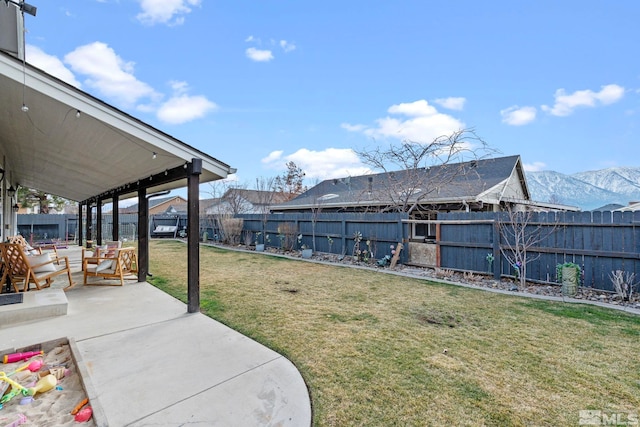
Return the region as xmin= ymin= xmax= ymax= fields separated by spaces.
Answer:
xmin=74 ymin=407 xmax=93 ymax=423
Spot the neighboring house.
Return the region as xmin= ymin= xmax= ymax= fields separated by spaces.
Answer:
xmin=615 ymin=202 xmax=640 ymax=212
xmin=205 ymin=189 xmax=288 ymax=215
xmin=119 ymin=196 xmax=188 ymax=215
xmin=271 ymin=155 xmax=578 ymax=240
xmin=592 ymin=203 xmax=625 ymax=212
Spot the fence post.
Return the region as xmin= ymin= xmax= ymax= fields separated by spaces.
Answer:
xmin=492 ymin=220 xmax=501 ymax=280
xmin=341 ymin=219 xmax=347 ymax=256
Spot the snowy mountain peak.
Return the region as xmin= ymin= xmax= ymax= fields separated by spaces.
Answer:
xmin=527 ymin=166 xmax=640 ymax=210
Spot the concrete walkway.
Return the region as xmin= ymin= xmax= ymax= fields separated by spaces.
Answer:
xmin=0 ymin=247 xmax=312 ymax=426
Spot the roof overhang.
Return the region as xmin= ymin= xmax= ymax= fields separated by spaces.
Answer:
xmin=0 ymin=50 xmax=233 ymax=203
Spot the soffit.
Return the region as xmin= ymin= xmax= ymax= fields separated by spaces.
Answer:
xmin=0 ymin=51 xmax=232 ymax=202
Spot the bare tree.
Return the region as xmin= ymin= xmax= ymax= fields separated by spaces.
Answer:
xmin=354 ymin=129 xmax=494 ymax=212
xmin=206 ymin=181 xmax=250 ymax=215
xmin=254 ymin=177 xmax=276 ymax=243
xmin=308 ymin=179 xmax=324 ymax=252
xmin=497 ymin=205 xmax=559 ymax=289
xmin=548 ymin=194 xmax=563 ymax=205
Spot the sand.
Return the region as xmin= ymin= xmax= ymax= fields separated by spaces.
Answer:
xmin=0 ymin=343 xmax=95 ymax=426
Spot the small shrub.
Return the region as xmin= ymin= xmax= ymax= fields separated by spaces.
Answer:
xmin=435 ymin=268 xmax=455 ymax=279
xmin=609 ymin=270 xmax=638 ymax=301
xmin=243 ymin=230 xmax=253 ymax=247
xmin=277 ymin=223 xmax=298 ymax=251
xmin=219 ymin=217 xmax=243 ymax=245
xmin=463 ymin=271 xmax=480 ymax=282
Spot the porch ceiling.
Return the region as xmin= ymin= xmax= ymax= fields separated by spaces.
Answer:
xmin=0 ymin=51 xmax=233 ymax=203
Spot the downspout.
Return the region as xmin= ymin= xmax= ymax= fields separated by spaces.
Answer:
xmin=462 ymin=200 xmax=470 ymax=212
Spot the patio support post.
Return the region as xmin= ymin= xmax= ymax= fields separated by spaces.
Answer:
xmin=85 ymin=202 xmax=92 ymax=247
xmin=112 ymin=196 xmax=119 ymax=241
xmin=138 ymin=187 xmax=148 ymax=282
xmin=187 ymin=158 xmax=202 ymax=313
xmin=96 ymin=198 xmax=103 ymax=245
xmin=77 ymin=203 xmax=84 ymax=247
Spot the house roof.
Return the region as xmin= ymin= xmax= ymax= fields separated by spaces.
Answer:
xmin=0 ymin=49 xmax=234 ymax=203
xmin=272 ymin=155 xmax=527 ymax=211
xmin=120 ymin=196 xmax=187 ymax=214
xmin=222 ymin=189 xmax=290 ymax=205
xmin=615 ymin=202 xmax=640 ymax=212
xmin=592 ymin=203 xmax=625 ymax=212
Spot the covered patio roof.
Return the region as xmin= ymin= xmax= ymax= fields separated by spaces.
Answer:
xmin=0 ymin=50 xmax=233 ymax=203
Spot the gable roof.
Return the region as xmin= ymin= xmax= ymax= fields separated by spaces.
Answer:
xmin=222 ymin=189 xmax=290 ymax=205
xmin=615 ymin=202 xmax=640 ymax=212
xmin=592 ymin=203 xmax=625 ymax=212
xmin=272 ymin=155 xmax=528 ymax=211
xmin=120 ymin=196 xmax=187 ymax=214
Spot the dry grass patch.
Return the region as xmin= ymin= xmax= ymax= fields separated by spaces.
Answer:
xmin=149 ymin=241 xmax=640 ymax=426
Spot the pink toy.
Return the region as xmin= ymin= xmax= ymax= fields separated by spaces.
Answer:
xmin=0 ymin=413 xmax=27 ymax=427
xmin=74 ymin=407 xmax=93 ymax=423
xmin=9 ymin=360 xmax=43 ymax=376
xmin=3 ymin=351 xmax=43 ymax=364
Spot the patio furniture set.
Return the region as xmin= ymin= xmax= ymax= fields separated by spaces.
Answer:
xmin=0 ymin=236 xmax=138 ymax=293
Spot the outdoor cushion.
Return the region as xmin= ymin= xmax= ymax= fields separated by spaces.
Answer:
xmin=95 ymin=259 xmax=114 ymax=273
xmin=23 ymin=244 xmax=40 ymax=255
xmin=28 ymin=253 xmax=56 ymax=273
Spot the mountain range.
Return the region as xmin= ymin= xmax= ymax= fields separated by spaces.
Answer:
xmin=526 ymin=167 xmax=640 ymax=211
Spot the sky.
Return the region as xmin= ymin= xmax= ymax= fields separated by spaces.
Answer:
xmin=20 ymin=0 xmax=640 ymax=198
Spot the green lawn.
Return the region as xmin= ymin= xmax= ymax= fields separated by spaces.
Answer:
xmin=148 ymin=240 xmax=640 ymax=426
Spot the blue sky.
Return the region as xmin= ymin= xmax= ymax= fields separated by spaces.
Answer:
xmin=22 ymin=0 xmax=640 ymax=196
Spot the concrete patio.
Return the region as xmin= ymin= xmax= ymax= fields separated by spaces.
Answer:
xmin=0 ymin=246 xmax=312 ymax=426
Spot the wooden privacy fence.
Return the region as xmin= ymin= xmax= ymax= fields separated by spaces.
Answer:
xmin=18 ymin=209 xmax=639 ymax=291
xmin=235 ymin=212 xmax=409 ymax=262
xmin=425 ymin=211 xmax=640 ymax=292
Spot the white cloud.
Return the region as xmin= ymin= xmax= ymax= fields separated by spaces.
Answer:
xmin=523 ymin=161 xmax=546 ymax=172
xmin=340 ymin=123 xmax=366 ymax=132
xmin=64 ymin=42 xmax=159 ymax=107
xmin=26 ymin=45 xmax=81 ymax=88
xmin=500 ymin=105 xmax=537 ymax=126
xmin=433 ymin=97 xmax=466 ymax=111
xmin=541 ymin=84 xmax=625 ymax=117
xmin=157 ymin=95 xmax=216 ymax=124
xmin=245 ymin=35 xmax=255 ymax=42
xmin=261 ymin=150 xmax=284 ymax=164
xmin=262 ymin=148 xmax=368 ymax=180
xmin=280 ymin=40 xmax=296 ymax=53
xmin=31 ymin=43 xmax=214 ymax=124
xmin=157 ymin=81 xmax=217 ymax=124
xmin=343 ymin=100 xmax=465 ymax=143
xmin=246 ymin=47 xmax=274 ymax=62
xmin=136 ymin=0 xmax=201 ymax=26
